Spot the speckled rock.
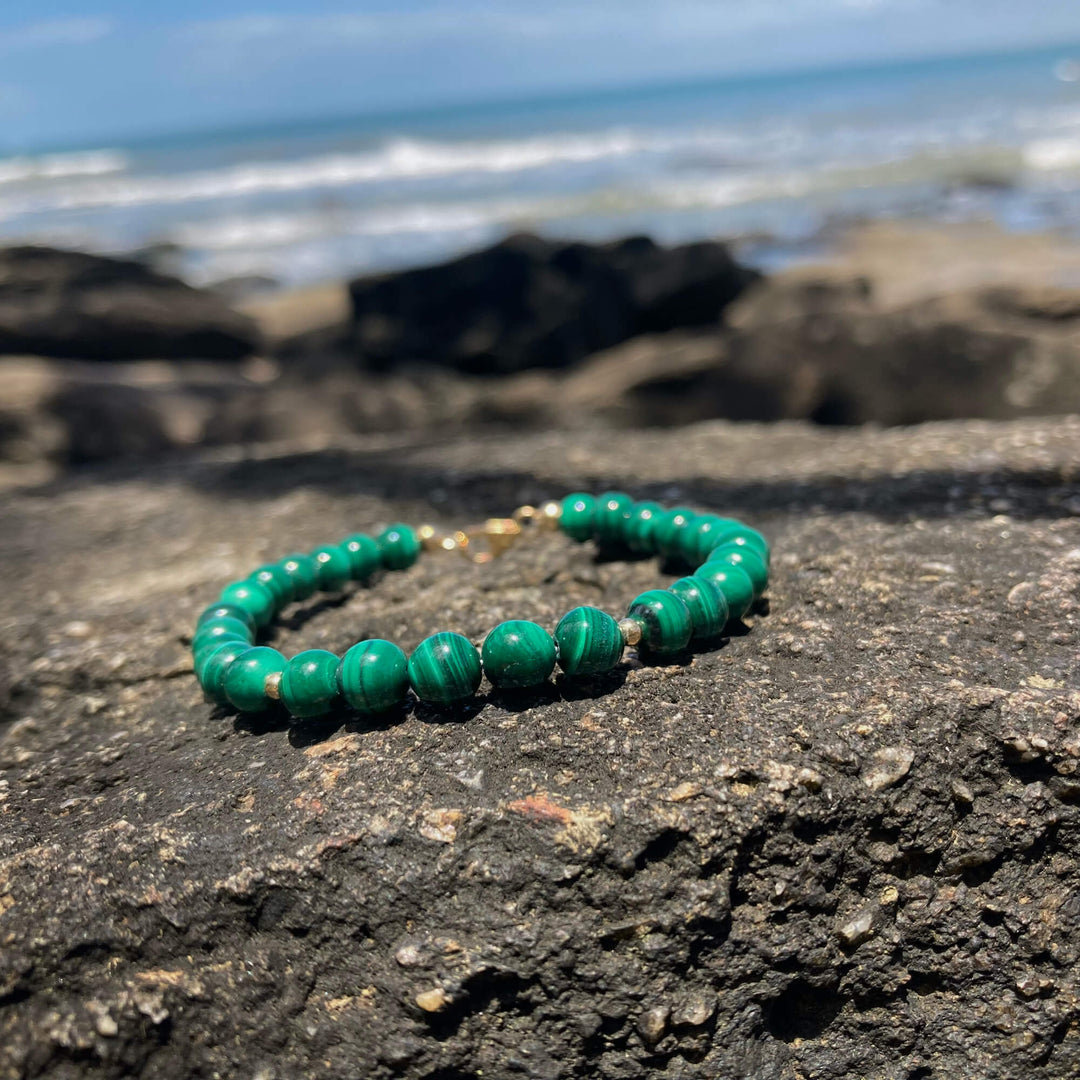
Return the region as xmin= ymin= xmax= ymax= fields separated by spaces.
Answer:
xmin=1 ymin=415 xmax=1079 ymax=1079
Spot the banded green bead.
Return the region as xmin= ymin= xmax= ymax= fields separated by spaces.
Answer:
xmin=686 ymin=515 xmax=738 ymax=567
xmin=627 ymin=589 xmax=692 ymax=656
xmin=193 ymin=634 xmax=243 ymax=677
xmin=219 ymin=580 xmax=276 ymax=628
xmin=595 ymin=491 xmax=633 ymax=546
xmin=251 ymin=562 xmax=293 ymax=606
xmin=378 ymin=524 xmax=421 ymax=571
xmin=408 ymin=632 xmax=483 ymax=705
xmin=338 ymin=639 xmax=409 ymax=715
xmin=709 ymin=525 xmax=770 ymax=565
xmin=669 ymin=575 xmax=728 ymax=640
xmin=280 ymin=553 xmax=318 ymax=602
xmin=694 ymin=561 xmax=756 ymax=620
xmin=191 ymin=615 xmax=253 ymax=655
xmin=312 ymin=543 xmax=352 ymax=591
xmin=196 ymin=602 xmax=256 ymax=634
xmin=554 ymin=606 xmax=624 ymax=676
xmin=653 ymin=507 xmax=697 ymax=561
xmin=707 ymin=543 xmax=769 ymax=597
xmin=343 ymin=534 xmax=381 ymax=580
xmin=223 ymin=646 xmax=286 ymax=713
xmin=626 ymin=501 xmax=663 ymax=554
xmin=481 ymin=620 xmax=557 ymax=689
xmin=559 ymin=492 xmax=597 ymax=543
xmin=280 ymin=649 xmax=341 ymax=718
xmin=198 ymin=640 xmax=253 ymax=705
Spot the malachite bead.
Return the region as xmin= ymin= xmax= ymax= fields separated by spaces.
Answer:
xmin=194 ymin=636 xmax=239 ymax=682
xmin=343 ymin=534 xmax=381 ymax=580
xmin=250 ymin=563 xmax=293 ymax=606
xmin=223 ymin=646 xmax=286 ymax=713
xmin=709 ymin=525 xmax=770 ymax=565
xmin=218 ymin=580 xmax=276 ymax=628
xmin=338 ymin=639 xmax=409 ymax=715
xmin=694 ymin=561 xmax=756 ymax=620
xmin=378 ymin=524 xmax=421 ymax=571
xmin=192 ymin=637 xmax=233 ymax=676
xmin=707 ymin=543 xmax=769 ymax=597
xmin=196 ymin=602 xmax=256 ymax=634
xmin=280 ymin=649 xmax=341 ymax=718
xmin=559 ymin=492 xmax=598 ymax=542
xmin=408 ymin=632 xmax=482 ymax=705
xmin=481 ymin=620 xmax=557 ymax=689
xmin=653 ymin=507 xmax=697 ymax=561
xmin=687 ymin=515 xmax=738 ymax=566
xmin=198 ymin=640 xmax=253 ymax=704
xmin=669 ymin=576 xmax=728 ymax=640
xmin=626 ymin=501 xmax=663 ymax=554
xmin=627 ymin=589 xmax=692 ymax=656
xmin=312 ymin=543 xmax=352 ymax=591
xmin=193 ymin=626 xmax=251 ymax=670
xmin=280 ymin=553 xmax=318 ymax=602
xmin=554 ymin=606 xmax=624 ymax=676
xmin=192 ymin=615 xmax=253 ymax=654
xmin=595 ymin=491 xmax=634 ymax=546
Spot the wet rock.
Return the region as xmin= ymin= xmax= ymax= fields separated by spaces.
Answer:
xmin=347 ymin=232 xmax=758 ymax=374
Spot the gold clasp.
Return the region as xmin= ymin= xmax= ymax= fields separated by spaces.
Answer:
xmin=457 ymin=518 xmax=523 ymax=564
xmin=418 ymin=502 xmax=561 ymax=565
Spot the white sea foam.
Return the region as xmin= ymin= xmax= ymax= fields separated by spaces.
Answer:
xmin=169 ymin=147 xmax=1031 ymax=262
xmin=0 ymin=149 xmax=129 ymax=187
xmin=0 ymin=121 xmax=1037 ymax=227
xmin=1024 ymin=136 xmax=1080 ymax=172
xmin=173 ymin=200 xmax=525 ymax=250
xmin=0 ymin=129 xmax=718 ymax=218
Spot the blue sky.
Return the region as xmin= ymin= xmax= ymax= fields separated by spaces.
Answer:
xmin=3 ymin=1 xmax=1080 ymax=150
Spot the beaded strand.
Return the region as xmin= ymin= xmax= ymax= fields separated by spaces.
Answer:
xmin=191 ymin=492 xmax=770 ymax=717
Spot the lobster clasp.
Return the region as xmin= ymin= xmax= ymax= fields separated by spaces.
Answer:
xmin=457 ymin=518 xmax=523 ymax=564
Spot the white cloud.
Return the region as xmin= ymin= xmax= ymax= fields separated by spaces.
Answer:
xmin=0 ymin=18 xmax=112 ymax=53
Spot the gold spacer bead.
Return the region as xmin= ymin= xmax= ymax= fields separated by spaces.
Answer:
xmin=618 ymin=617 xmax=644 ymax=647
xmin=538 ymin=501 xmax=562 ymax=530
xmin=419 ymin=525 xmax=458 ymax=553
xmin=264 ymin=671 xmax=282 ymax=700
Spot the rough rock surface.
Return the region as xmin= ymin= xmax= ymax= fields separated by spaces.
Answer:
xmin=0 ymin=247 xmax=259 ymax=362
xmin=2 ymin=416 xmax=1080 ymax=1079
xmin=347 ymin=232 xmax=758 ymax=374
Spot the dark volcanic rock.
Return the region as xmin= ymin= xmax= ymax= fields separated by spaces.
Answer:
xmin=716 ymin=273 xmax=1080 ymax=425
xmin=0 ymin=246 xmax=259 ymax=361
xmin=347 ymin=232 xmax=759 ymax=374
xmin=2 ymin=417 xmax=1080 ymax=1078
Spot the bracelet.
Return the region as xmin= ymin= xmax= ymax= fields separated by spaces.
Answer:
xmin=190 ymin=492 xmax=770 ymax=718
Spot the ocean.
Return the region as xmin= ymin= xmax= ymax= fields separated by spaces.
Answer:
xmin=2 ymin=44 xmax=1080 ymax=289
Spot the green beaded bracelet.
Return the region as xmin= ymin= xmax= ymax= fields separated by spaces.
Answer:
xmin=190 ymin=498 xmax=770 ymax=719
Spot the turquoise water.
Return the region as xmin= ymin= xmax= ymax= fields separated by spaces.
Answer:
xmin=2 ymin=44 xmax=1080 ymax=286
